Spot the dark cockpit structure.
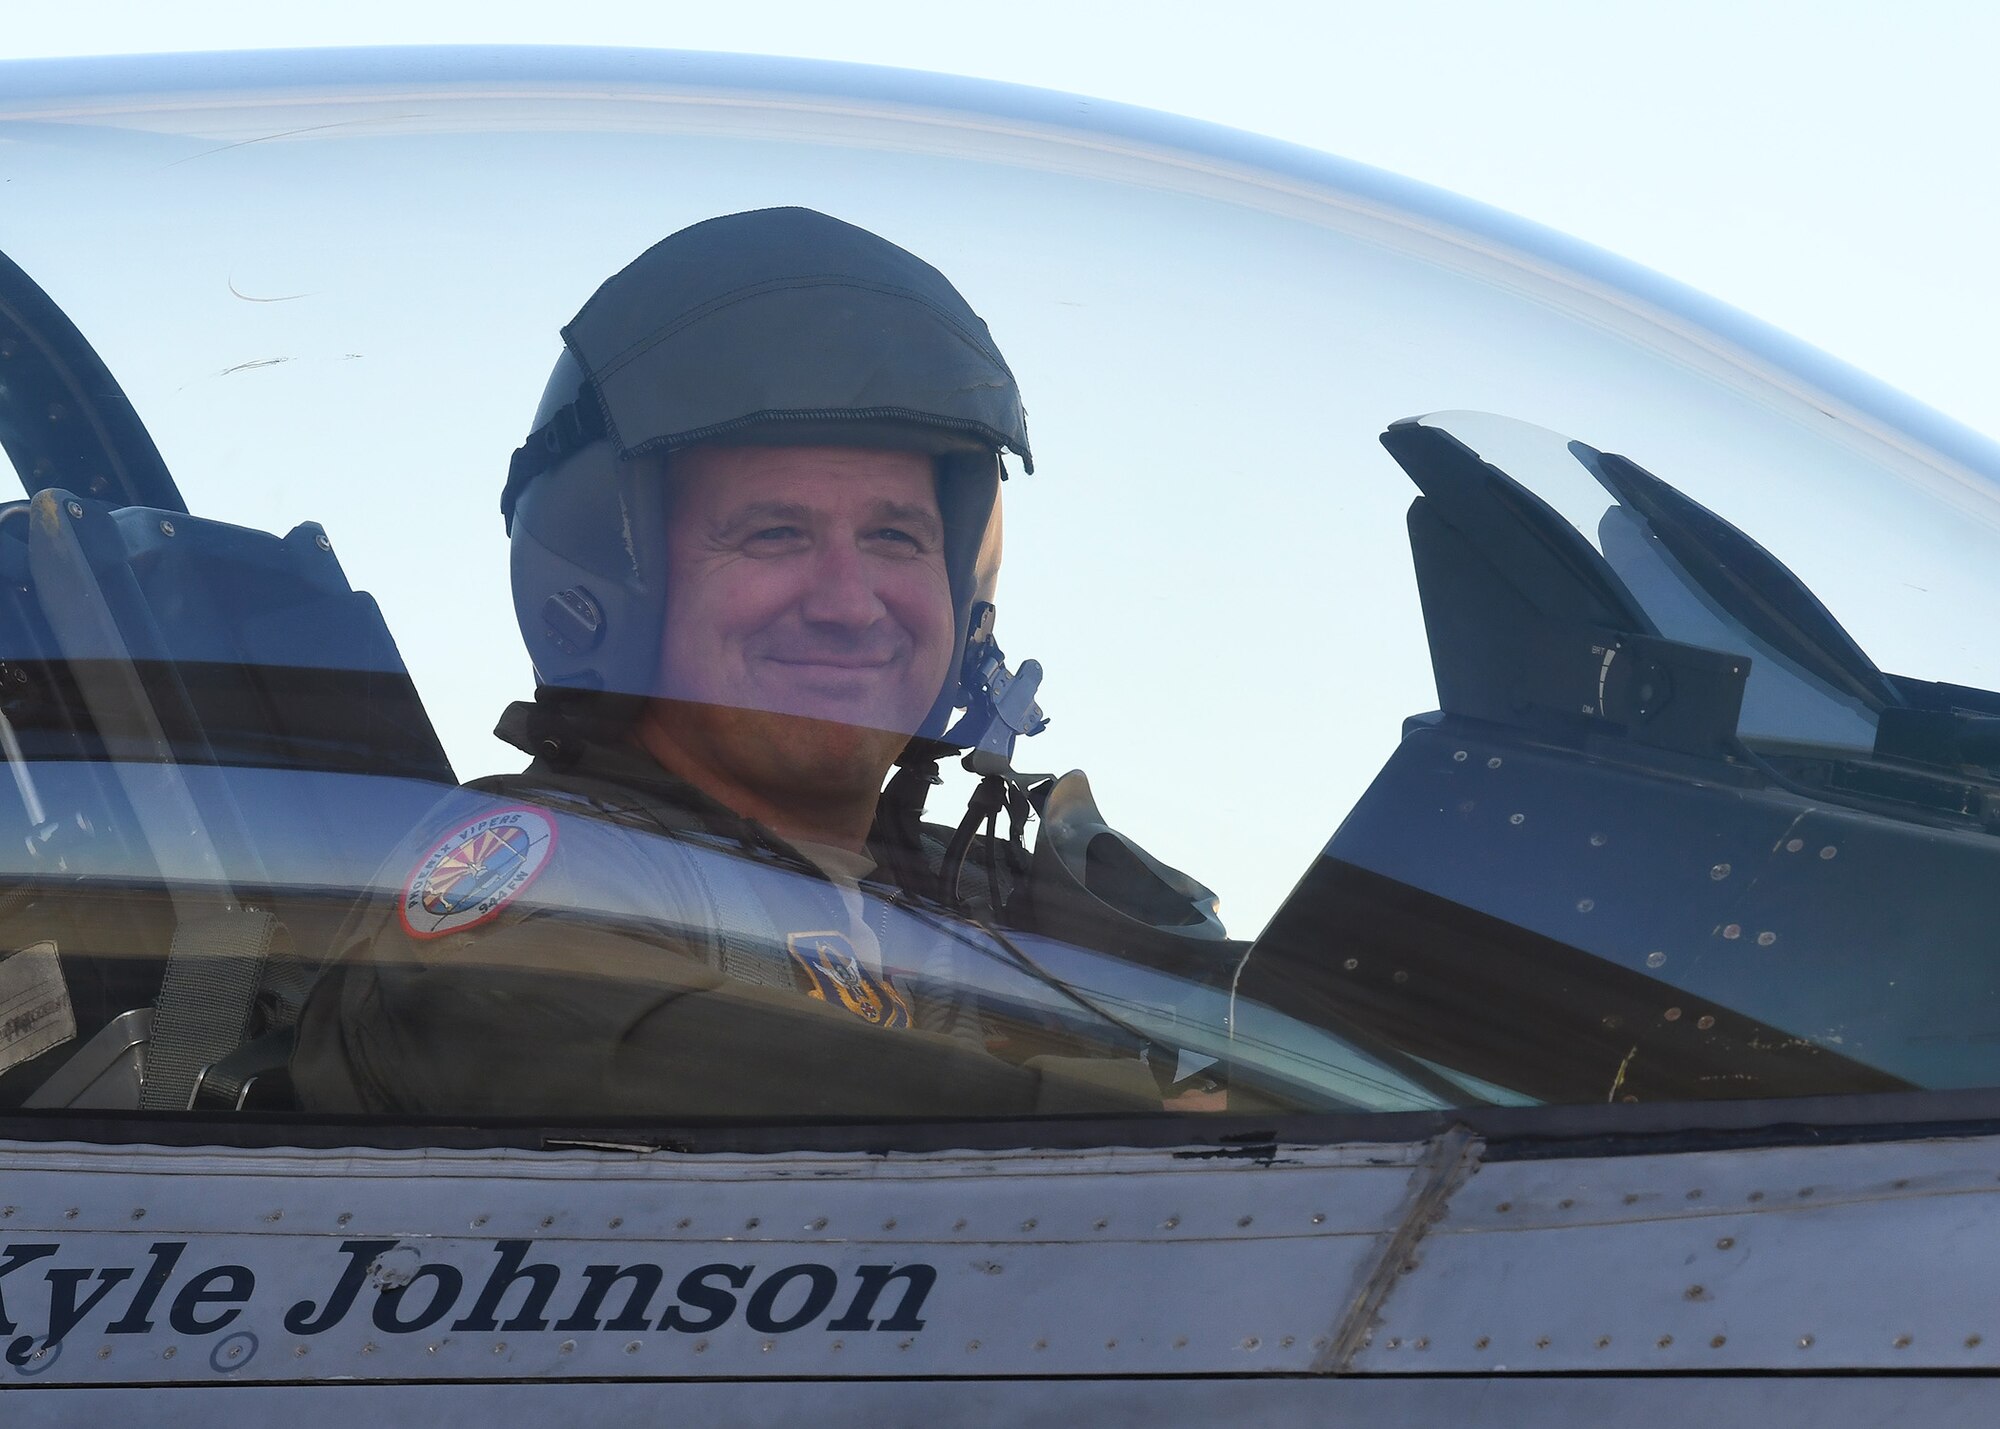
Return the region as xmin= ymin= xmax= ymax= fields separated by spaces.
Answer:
xmin=1253 ymin=413 xmax=2000 ymax=1106
xmin=0 ymin=248 xmax=455 ymax=1111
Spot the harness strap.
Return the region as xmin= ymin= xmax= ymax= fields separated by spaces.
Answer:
xmin=944 ymin=774 xmax=1008 ymax=907
xmin=140 ymin=906 xmax=279 ymax=1110
xmin=874 ymin=758 xmax=943 ymax=904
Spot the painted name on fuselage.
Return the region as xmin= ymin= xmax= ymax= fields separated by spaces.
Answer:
xmin=0 ymin=1238 xmax=934 ymax=1363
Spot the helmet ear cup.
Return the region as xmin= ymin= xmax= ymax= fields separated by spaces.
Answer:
xmin=917 ymin=452 xmax=1003 ymax=740
xmin=509 ymin=438 xmax=670 ymax=696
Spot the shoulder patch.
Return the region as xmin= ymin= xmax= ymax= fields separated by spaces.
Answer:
xmin=399 ymin=807 xmax=559 ymax=940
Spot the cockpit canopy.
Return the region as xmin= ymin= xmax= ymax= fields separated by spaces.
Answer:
xmin=2 ymin=49 xmax=1999 ymax=1125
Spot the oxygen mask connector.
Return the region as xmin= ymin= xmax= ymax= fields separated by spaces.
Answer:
xmin=944 ymin=601 xmax=1050 ymax=780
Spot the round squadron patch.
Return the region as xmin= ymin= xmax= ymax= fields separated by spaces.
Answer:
xmin=399 ymin=807 xmax=558 ymax=940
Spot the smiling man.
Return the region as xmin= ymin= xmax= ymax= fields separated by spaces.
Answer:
xmin=638 ymin=443 xmax=956 ymax=853
xmin=287 ymin=208 xmax=1180 ymax=1119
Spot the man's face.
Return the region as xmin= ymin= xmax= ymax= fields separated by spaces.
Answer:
xmin=644 ymin=444 xmax=956 ymax=809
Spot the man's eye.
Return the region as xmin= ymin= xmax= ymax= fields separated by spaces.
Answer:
xmin=744 ymin=525 xmax=805 ymax=546
xmin=869 ymin=527 xmax=923 ymax=549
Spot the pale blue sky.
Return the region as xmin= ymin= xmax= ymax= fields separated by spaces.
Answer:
xmin=6 ymin=1 xmax=1997 ymax=446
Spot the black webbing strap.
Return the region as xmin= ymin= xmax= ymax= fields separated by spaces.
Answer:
xmin=500 ymin=394 xmax=607 ymax=531
xmin=139 ymin=906 xmax=278 ymax=1110
xmin=944 ymin=774 xmax=1008 ymax=909
xmin=873 ymin=758 xmax=943 ymax=904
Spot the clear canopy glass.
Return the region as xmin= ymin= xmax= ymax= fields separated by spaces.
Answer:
xmin=2 ymin=53 xmax=1997 ymax=1126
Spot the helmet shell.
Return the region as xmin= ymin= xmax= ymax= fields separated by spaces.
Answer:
xmin=505 ymin=208 xmax=1029 ymax=735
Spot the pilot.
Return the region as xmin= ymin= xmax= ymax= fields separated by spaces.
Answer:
xmin=291 ymin=207 xmax=1216 ymax=1119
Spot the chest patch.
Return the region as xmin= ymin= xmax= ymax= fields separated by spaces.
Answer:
xmin=787 ymin=931 xmax=911 ymax=1029
xmin=400 ymin=807 xmax=559 ymax=939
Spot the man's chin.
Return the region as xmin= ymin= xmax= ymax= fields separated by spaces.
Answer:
xmin=642 ymin=698 xmax=915 ymax=795
xmin=760 ymin=708 xmax=912 ymax=777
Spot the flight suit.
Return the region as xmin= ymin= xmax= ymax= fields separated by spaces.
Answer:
xmin=291 ymin=708 xmax=1157 ymax=1119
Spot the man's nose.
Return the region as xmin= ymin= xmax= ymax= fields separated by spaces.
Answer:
xmin=798 ymin=536 xmax=887 ymax=629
